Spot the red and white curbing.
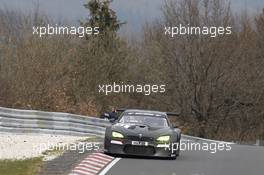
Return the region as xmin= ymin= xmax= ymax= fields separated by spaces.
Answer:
xmin=69 ymin=152 xmax=115 ymax=175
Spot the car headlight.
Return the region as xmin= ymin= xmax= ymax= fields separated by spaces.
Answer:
xmin=156 ymin=135 xmax=170 ymax=143
xmin=112 ymin=131 xmax=124 ymax=138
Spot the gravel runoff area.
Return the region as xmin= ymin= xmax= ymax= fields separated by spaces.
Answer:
xmin=0 ymin=132 xmax=88 ymax=160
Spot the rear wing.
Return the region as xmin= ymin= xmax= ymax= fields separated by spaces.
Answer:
xmin=116 ymin=108 xmax=126 ymax=112
xmin=166 ymin=112 xmax=180 ymax=117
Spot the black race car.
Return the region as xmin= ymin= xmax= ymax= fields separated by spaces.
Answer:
xmin=104 ymin=109 xmax=181 ymax=159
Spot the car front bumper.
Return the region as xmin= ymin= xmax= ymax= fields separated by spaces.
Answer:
xmin=104 ymin=139 xmax=177 ymax=158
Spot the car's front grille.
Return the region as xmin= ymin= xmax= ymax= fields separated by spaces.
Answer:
xmin=126 ymin=135 xmax=154 ymax=142
xmin=124 ymin=145 xmax=155 ymax=156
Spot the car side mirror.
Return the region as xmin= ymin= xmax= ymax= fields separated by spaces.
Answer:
xmin=100 ymin=112 xmax=118 ymax=123
xmin=108 ymin=118 xmax=117 ymax=123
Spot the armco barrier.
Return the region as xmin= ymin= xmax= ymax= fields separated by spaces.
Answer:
xmin=0 ymin=106 xmax=232 ymax=142
xmin=0 ymin=107 xmax=111 ymax=137
xmin=181 ymin=134 xmax=235 ymax=144
xmin=3 ymin=107 xmax=260 ymax=146
xmin=0 ymin=107 xmax=235 ymax=141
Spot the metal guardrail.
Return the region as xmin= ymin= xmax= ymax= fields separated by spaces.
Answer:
xmin=181 ymin=134 xmax=234 ymax=144
xmin=0 ymin=107 xmax=111 ymax=137
xmin=0 ymin=106 xmax=235 ymax=141
xmin=0 ymin=107 xmax=262 ymax=146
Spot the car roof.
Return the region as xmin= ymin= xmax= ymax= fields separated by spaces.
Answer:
xmin=123 ymin=109 xmax=167 ymax=117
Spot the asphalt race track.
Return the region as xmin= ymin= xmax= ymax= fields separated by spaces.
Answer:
xmin=105 ymin=143 xmax=264 ymax=175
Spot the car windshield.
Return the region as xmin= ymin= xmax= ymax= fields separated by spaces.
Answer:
xmin=119 ymin=115 xmax=168 ymax=127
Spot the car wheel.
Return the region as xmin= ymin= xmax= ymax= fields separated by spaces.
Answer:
xmin=176 ymin=140 xmax=181 ymax=156
xmin=169 ymin=155 xmax=177 ymax=160
xmin=176 ymin=148 xmax=180 ymax=157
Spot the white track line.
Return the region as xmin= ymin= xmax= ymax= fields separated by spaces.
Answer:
xmin=98 ymin=158 xmax=121 ymax=175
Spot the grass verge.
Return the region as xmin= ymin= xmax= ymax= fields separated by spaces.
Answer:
xmin=0 ymin=157 xmax=43 ymax=175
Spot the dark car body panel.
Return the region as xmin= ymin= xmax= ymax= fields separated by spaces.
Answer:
xmin=104 ymin=109 xmax=181 ymax=158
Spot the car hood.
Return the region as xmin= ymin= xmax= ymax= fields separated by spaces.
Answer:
xmin=112 ymin=123 xmax=172 ymax=137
